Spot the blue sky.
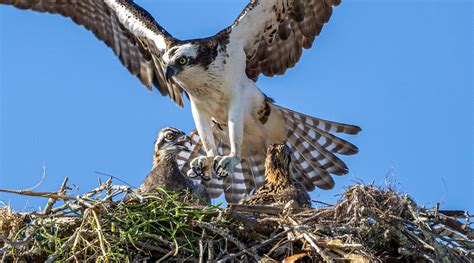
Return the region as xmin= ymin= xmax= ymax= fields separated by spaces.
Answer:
xmin=1 ymin=0 xmax=472 ymax=211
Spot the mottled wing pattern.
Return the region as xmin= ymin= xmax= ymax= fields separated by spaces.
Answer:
xmin=225 ymin=0 xmax=341 ymax=81
xmin=179 ymin=128 xmax=266 ymax=204
xmin=278 ymin=106 xmax=360 ymax=191
xmin=1 ymin=0 xmax=185 ymax=106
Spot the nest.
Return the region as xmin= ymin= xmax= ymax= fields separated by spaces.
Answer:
xmin=0 ymin=178 xmax=472 ymax=262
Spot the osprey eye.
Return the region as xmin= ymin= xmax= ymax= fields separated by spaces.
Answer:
xmin=178 ymin=57 xmax=188 ymax=65
xmin=165 ymin=133 xmax=174 ymax=140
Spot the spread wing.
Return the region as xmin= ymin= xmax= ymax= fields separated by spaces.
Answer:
xmin=224 ymin=0 xmax=341 ymax=81
xmin=1 ymin=0 xmax=185 ymax=106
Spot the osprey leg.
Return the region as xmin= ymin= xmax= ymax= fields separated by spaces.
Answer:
xmin=212 ymin=88 xmax=244 ymax=178
xmin=188 ymin=99 xmax=218 ymax=180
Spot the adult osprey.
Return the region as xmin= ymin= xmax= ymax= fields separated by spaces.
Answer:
xmin=2 ymin=0 xmax=360 ymax=203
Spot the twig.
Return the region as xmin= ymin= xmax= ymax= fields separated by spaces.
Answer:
xmin=311 ymin=200 xmax=333 ymax=207
xmin=133 ymin=241 xmax=169 ymax=254
xmin=46 ymin=229 xmax=84 ymax=263
xmin=287 ymin=217 xmax=324 ymax=255
xmin=228 ymin=203 xmax=305 ymax=215
xmin=220 ymin=228 xmax=293 ymax=261
xmin=199 ymin=229 xmax=206 ymax=263
xmin=0 ymin=188 xmax=76 ymax=201
xmin=94 ymin=172 xmax=138 ymax=189
xmin=43 ymin=177 xmax=69 ymax=215
xmin=0 ymin=234 xmax=34 ymax=248
xmin=156 ymin=250 xmax=174 ymax=263
xmin=195 ymin=221 xmax=261 ymax=261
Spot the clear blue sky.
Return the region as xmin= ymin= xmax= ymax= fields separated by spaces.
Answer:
xmin=1 ymin=1 xmax=472 ymax=211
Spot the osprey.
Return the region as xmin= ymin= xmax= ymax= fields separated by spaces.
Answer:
xmin=140 ymin=127 xmax=210 ymax=204
xmin=2 ymin=0 xmax=360 ymax=203
xmin=239 ymin=143 xmax=311 ymax=208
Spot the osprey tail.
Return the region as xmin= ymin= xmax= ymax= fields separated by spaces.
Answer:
xmin=276 ymin=105 xmax=361 ymax=191
xmin=178 ymin=128 xmax=265 ymax=203
xmin=178 ymin=106 xmax=360 ymax=203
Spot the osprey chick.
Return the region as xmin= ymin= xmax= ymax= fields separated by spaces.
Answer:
xmin=240 ymin=144 xmax=311 ymax=208
xmin=140 ymin=127 xmax=210 ymax=204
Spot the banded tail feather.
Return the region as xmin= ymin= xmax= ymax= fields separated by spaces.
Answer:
xmin=276 ymin=105 xmax=360 ymax=190
xmin=179 ymin=106 xmax=360 ymax=203
xmin=179 ymin=128 xmax=251 ymax=203
xmin=279 ymin=106 xmax=361 ymax=135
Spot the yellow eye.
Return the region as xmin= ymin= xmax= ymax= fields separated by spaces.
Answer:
xmin=178 ymin=57 xmax=188 ymax=65
xmin=165 ymin=133 xmax=174 ymax=140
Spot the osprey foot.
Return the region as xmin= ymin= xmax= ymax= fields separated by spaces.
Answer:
xmin=187 ymin=156 xmax=213 ymax=181
xmin=213 ymin=155 xmax=240 ymax=179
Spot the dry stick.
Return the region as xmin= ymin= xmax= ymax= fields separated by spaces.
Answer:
xmin=133 ymin=240 xmax=169 ymax=254
xmin=225 ymin=210 xmax=275 ymax=235
xmin=219 ymin=228 xmax=294 ymax=262
xmin=75 ymin=196 xmax=93 ymax=209
xmin=312 ymin=200 xmax=334 ymax=207
xmin=152 ymin=236 xmax=194 ymax=254
xmin=0 ymin=188 xmax=76 ymax=201
xmin=228 ymin=204 xmax=285 ymax=215
xmin=195 ymin=221 xmax=261 ymax=262
xmin=81 ymin=181 xmax=110 ymax=200
xmin=156 ymin=250 xmax=174 ymax=263
xmin=45 ymin=229 xmax=84 ymax=263
xmin=0 ymin=234 xmax=34 ymax=247
xmin=300 ymin=210 xmax=332 ymax=224
xmin=64 ymin=239 xmax=100 ymax=262
xmin=407 ymin=201 xmax=448 ymax=259
xmin=199 ymin=229 xmax=206 ymax=263
xmin=43 ymin=177 xmax=69 ymax=215
xmin=436 ymin=214 xmax=474 ymax=239
xmin=207 ymin=240 xmax=214 ymax=262
xmin=287 ymin=217 xmax=326 ymax=257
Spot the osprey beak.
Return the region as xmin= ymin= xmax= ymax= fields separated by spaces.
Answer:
xmin=176 ymin=134 xmax=192 ymax=152
xmin=165 ymin=66 xmax=176 ymax=82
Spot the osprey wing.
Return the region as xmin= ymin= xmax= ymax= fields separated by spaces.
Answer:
xmin=224 ymin=0 xmax=341 ymax=81
xmin=1 ymin=0 xmax=185 ymax=106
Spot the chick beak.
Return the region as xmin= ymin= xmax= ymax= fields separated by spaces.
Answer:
xmin=165 ymin=66 xmax=176 ymax=82
xmin=176 ymin=135 xmax=192 ymax=152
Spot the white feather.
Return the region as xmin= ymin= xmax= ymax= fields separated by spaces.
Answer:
xmin=105 ymin=0 xmax=167 ymax=51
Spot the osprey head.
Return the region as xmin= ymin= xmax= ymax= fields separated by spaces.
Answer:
xmin=163 ymin=42 xmax=217 ymax=83
xmin=266 ymin=143 xmax=292 ymax=170
xmin=154 ymin=127 xmax=192 ymax=157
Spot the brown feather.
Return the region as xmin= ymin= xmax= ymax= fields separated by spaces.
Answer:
xmin=223 ymin=0 xmax=341 ymax=81
xmin=240 ymin=144 xmax=311 ymax=207
xmin=0 ymin=0 xmax=185 ymax=106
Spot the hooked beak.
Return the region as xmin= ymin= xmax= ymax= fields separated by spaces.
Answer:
xmin=175 ymin=134 xmax=192 ymax=152
xmin=165 ymin=65 xmax=176 ymax=82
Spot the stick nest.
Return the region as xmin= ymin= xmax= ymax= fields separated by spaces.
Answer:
xmin=0 ymin=178 xmax=472 ymax=262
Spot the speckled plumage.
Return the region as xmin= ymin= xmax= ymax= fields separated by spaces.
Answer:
xmin=240 ymin=144 xmax=311 ymax=207
xmin=140 ymin=128 xmax=210 ymax=204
